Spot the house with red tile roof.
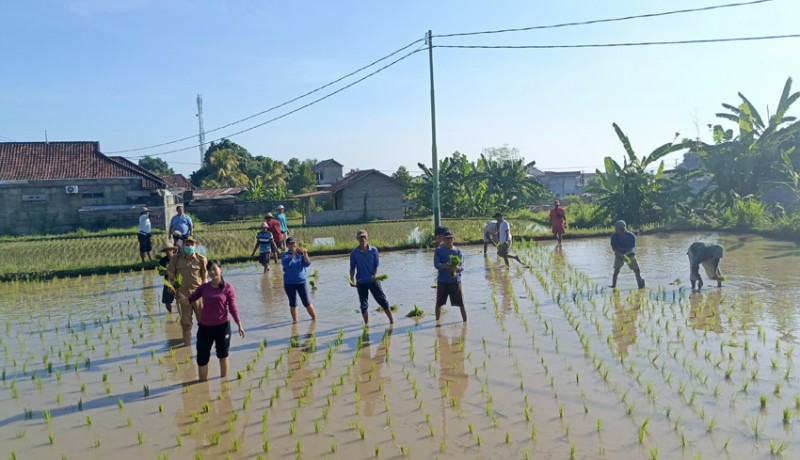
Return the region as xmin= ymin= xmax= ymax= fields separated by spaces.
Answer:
xmin=0 ymin=141 xmax=172 ymax=235
xmin=293 ymin=169 xmax=405 ymax=225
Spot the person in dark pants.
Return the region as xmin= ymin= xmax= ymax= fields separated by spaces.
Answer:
xmin=281 ymin=237 xmax=317 ymax=323
xmin=158 ymin=243 xmax=176 ymax=312
xmin=610 ymin=220 xmax=645 ymax=289
xmin=251 ymin=222 xmax=279 ymax=274
xmin=188 ymin=260 xmax=245 ymax=381
xmin=350 ymin=230 xmax=394 ymax=326
xmin=434 ymin=231 xmax=467 ymax=323
xmin=138 ymin=207 xmax=156 ymax=263
xmin=688 ymin=242 xmax=724 ymax=290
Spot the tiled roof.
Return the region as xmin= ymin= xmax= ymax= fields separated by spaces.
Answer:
xmin=0 ymin=142 xmax=165 ymax=189
xmin=161 ymin=173 xmax=197 ymax=190
xmin=108 ymin=156 xmax=167 ymax=189
xmin=312 ymin=159 xmax=343 ymax=173
xmin=194 ymin=187 xmax=244 ymax=198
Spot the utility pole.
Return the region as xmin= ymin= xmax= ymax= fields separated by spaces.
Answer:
xmin=427 ymin=30 xmax=441 ymax=228
xmin=196 ymin=94 xmax=206 ymax=166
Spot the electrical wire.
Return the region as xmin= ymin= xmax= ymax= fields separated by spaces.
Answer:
xmin=106 ymin=37 xmax=426 ymax=155
xmin=434 ymin=33 xmax=800 ymax=50
xmin=127 ymin=45 xmax=427 ymax=159
xmin=433 ymin=0 xmax=775 ymax=38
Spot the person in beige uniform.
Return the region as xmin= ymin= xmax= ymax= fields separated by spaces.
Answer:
xmin=167 ymin=235 xmax=208 ymax=346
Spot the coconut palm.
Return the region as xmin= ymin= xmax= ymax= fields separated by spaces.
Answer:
xmin=209 ymin=149 xmax=248 ymax=187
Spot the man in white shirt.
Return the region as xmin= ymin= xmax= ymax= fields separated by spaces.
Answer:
xmin=494 ymin=212 xmax=523 ymax=267
xmin=138 ymin=207 xmax=154 ymax=263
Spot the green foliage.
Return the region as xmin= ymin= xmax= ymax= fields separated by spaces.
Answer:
xmin=138 ymin=155 xmax=174 ymax=176
xmin=587 ymin=124 xmax=692 ymax=227
xmin=286 ymin=158 xmax=317 ymax=195
xmin=720 ymin=196 xmax=772 ymax=228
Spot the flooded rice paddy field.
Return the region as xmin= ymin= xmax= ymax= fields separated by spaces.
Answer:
xmin=1 ymin=232 xmax=800 ymax=459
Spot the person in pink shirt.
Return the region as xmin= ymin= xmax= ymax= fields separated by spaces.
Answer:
xmin=188 ymin=260 xmax=246 ymax=381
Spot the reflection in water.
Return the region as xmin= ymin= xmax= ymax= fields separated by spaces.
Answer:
xmin=611 ymin=291 xmax=644 ymax=358
xmin=485 ymin=257 xmax=512 ymax=312
xmin=288 ymin=322 xmax=317 ymax=401
xmin=688 ymin=291 xmax=724 ymax=333
xmin=357 ymin=327 xmax=392 ymax=416
xmin=260 ymin=271 xmax=278 ymax=310
xmin=437 ymin=324 xmax=468 ymax=409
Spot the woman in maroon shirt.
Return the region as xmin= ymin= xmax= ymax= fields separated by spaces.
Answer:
xmin=188 ymin=260 xmax=246 ymax=381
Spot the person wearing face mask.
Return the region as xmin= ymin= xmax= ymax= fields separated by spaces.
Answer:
xmin=167 ymin=236 xmax=208 ymax=346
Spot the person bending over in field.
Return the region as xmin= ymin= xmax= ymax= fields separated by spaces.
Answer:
xmin=610 ymin=220 xmax=645 ymax=289
xmin=687 ymin=242 xmax=724 ymax=290
xmin=483 ymin=220 xmax=498 ymax=255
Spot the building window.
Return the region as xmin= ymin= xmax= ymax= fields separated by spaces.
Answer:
xmin=82 ymin=192 xmax=105 ymax=199
xmin=316 ymin=172 xmax=324 ymax=183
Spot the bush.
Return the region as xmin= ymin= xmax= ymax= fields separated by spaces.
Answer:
xmin=720 ymin=198 xmax=772 ymax=229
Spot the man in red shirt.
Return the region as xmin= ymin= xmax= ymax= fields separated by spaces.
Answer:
xmin=265 ymin=213 xmax=285 ymax=256
xmin=549 ymin=200 xmax=567 ymax=245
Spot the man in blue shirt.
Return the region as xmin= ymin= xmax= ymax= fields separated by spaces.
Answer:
xmin=349 ymin=230 xmax=394 ymax=325
xmin=610 ymin=220 xmax=645 ymax=289
xmin=251 ymin=222 xmax=279 ymax=274
xmin=434 ymin=231 xmax=467 ymax=323
xmin=169 ymin=205 xmax=193 ymax=240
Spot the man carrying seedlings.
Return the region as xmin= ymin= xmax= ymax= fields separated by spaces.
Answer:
xmin=549 ymin=200 xmax=567 ymax=245
xmin=169 ymin=205 xmax=193 ymax=240
xmin=158 ymin=243 xmax=177 ymax=312
xmin=687 ymin=242 xmax=724 ymax=290
xmin=138 ymin=207 xmax=156 ymax=264
xmin=494 ymin=212 xmax=523 ymax=266
xmin=167 ymin=235 xmax=208 ymax=346
xmin=251 ymin=222 xmax=279 ymax=274
xmin=434 ymin=231 xmax=467 ymax=323
xmin=276 ymin=204 xmax=289 ymax=250
xmin=483 ymin=220 xmax=498 ymax=255
xmin=350 ymin=230 xmax=394 ymax=325
xmin=610 ymin=220 xmax=645 ymax=289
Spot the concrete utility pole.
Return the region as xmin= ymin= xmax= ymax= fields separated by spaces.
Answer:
xmin=427 ymin=30 xmax=441 ymax=229
xmin=196 ymin=94 xmax=206 ymax=166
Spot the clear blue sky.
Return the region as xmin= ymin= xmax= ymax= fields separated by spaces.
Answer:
xmin=2 ymin=0 xmax=799 ymax=178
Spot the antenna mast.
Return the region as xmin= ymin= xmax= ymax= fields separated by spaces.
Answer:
xmin=196 ymin=94 xmax=206 ymax=165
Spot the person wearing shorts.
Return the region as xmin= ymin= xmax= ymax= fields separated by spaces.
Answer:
xmin=350 ymin=230 xmax=394 ymax=325
xmin=483 ymin=220 xmax=498 ymax=255
xmin=549 ymin=200 xmax=567 ymax=245
xmin=610 ymin=220 xmax=645 ymax=289
xmin=687 ymin=242 xmax=724 ymax=290
xmin=188 ymin=260 xmax=245 ymax=381
xmin=251 ymin=222 xmax=278 ymax=274
xmin=276 ymin=205 xmax=289 ymax=250
xmin=434 ymin=231 xmax=467 ymax=323
xmin=138 ymin=207 xmax=154 ymax=263
xmin=494 ymin=212 xmax=523 ymax=266
xmin=281 ymin=237 xmax=317 ymax=323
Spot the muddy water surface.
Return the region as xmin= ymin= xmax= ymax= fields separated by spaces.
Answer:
xmin=1 ymin=232 xmax=799 ymax=459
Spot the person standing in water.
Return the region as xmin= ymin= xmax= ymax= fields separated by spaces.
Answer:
xmin=434 ymin=231 xmax=467 ymax=323
xmin=687 ymin=242 xmax=724 ymax=290
xmin=188 ymin=260 xmax=245 ymax=381
xmin=350 ymin=230 xmax=394 ymax=326
xmin=281 ymin=237 xmax=317 ymax=323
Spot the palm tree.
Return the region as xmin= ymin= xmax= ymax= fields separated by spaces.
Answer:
xmin=209 ymin=149 xmax=248 ymax=187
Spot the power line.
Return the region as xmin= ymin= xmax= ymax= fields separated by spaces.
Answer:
xmin=106 ymin=37 xmax=426 ymax=155
xmin=127 ymin=45 xmax=427 ymax=159
xmin=433 ymin=0 xmax=775 ymax=38
xmin=434 ymin=33 xmax=800 ymax=50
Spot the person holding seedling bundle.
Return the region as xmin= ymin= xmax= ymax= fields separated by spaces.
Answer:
xmin=434 ymin=230 xmax=467 ymax=323
xmin=188 ymin=260 xmax=245 ymax=382
xmin=251 ymin=222 xmax=279 ymax=274
xmin=158 ymin=243 xmax=177 ymax=313
xmin=687 ymin=242 xmax=724 ymax=290
xmin=610 ymin=220 xmax=645 ymax=289
xmin=494 ymin=212 xmax=523 ymax=266
xmin=167 ymin=236 xmax=208 ymax=346
xmin=349 ymin=230 xmax=394 ymax=325
xmin=281 ymin=237 xmax=317 ymax=322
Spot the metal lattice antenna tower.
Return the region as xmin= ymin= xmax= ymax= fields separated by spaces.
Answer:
xmin=196 ymin=94 xmax=206 ymax=165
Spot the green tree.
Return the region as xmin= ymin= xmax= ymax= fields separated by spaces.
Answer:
xmin=208 ymin=148 xmax=249 ymax=187
xmin=587 ymin=123 xmax=692 ymax=227
xmin=475 ymin=154 xmax=550 ymax=211
xmin=138 ymin=155 xmax=174 ymax=176
xmin=698 ymin=77 xmax=799 ymax=204
xmin=391 ymin=165 xmax=413 ymax=189
xmin=286 ymin=158 xmax=317 ymax=194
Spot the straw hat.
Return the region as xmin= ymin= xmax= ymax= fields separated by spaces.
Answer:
xmin=161 ymin=243 xmax=176 ymax=253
